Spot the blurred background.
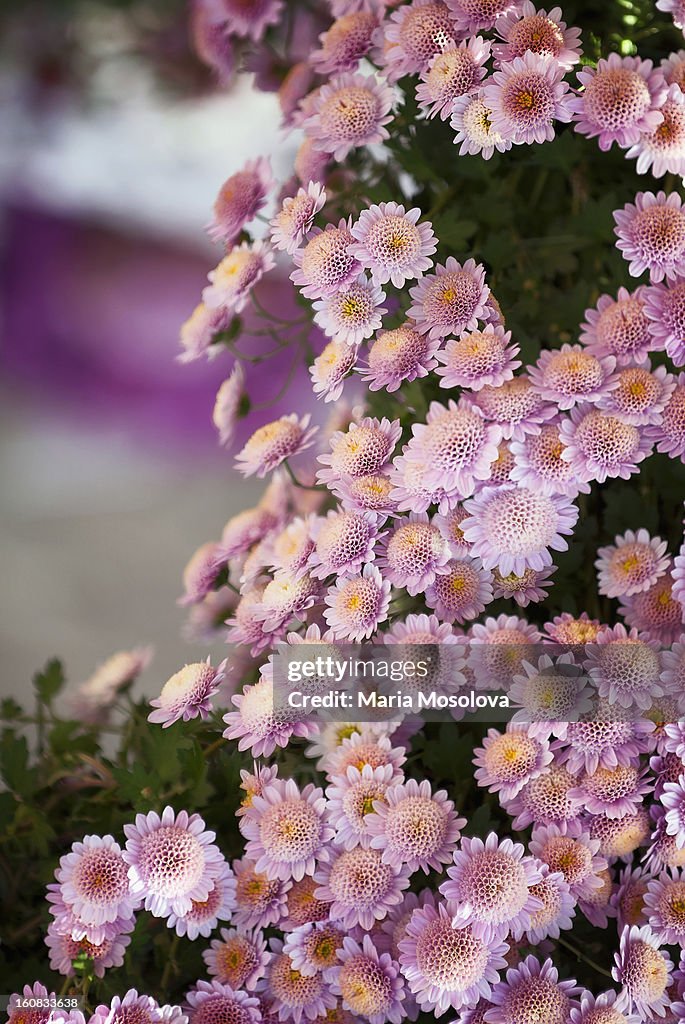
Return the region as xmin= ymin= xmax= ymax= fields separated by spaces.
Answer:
xmin=0 ymin=0 xmax=294 ymax=695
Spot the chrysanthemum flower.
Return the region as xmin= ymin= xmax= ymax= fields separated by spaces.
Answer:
xmin=311 ymin=12 xmax=378 ymax=74
xmin=485 ymin=440 xmax=516 ymax=486
xmin=543 ymin=611 xmax=604 ymax=646
xmin=614 ymin=191 xmax=685 ymax=284
xmin=613 ymin=864 xmax=653 ymax=930
xmin=283 ymin=921 xmax=345 ymax=978
xmin=484 ymin=52 xmax=572 ymax=145
xmin=595 ymin=528 xmax=670 ymax=599
xmin=212 ymin=364 xmax=247 ymax=449
xmin=485 ymin=955 xmax=579 ymax=1024
xmin=619 ymin=569 xmax=684 ymax=644
xmin=292 ymin=218 xmax=360 ymax=300
xmin=509 ymin=653 xmax=592 ymax=733
xmin=7 ymin=985 xmax=63 ymax=1024
xmin=337 ymin=473 xmax=397 ymax=516
xmin=493 ymin=3 xmax=582 ymax=69
xmin=203 ymin=926 xmax=269 ymax=989
xmin=270 ymin=182 xmax=327 ymax=254
xmin=510 ymin=420 xmax=588 ymax=498
xmin=462 ymin=484 xmax=578 ymax=576
xmin=627 ymin=84 xmax=685 ymax=177
xmin=179 ymin=302 xmax=233 ymax=363
xmin=661 ymin=778 xmax=685 ymax=849
xmin=89 ymin=990 xmax=161 ymax=1024
xmin=326 ymin=763 xmax=400 ymax=850
xmin=441 ymin=833 xmax=543 ymax=941
xmin=209 ymin=157 xmax=273 ymax=244
xmin=236 ymin=415 xmax=318 ymax=479
xmin=643 ymin=870 xmax=685 ymax=945
xmin=645 ymin=280 xmax=685 ymax=366
xmin=366 ymin=778 xmax=465 ymax=873
xmin=242 ymin=778 xmax=333 ymax=882
xmin=313 ymin=273 xmax=386 ymax=345
xmin=529 ymin=346 xmax=617 ymax=410
xmin=310 ymin=340 xmax=358 ymax=403
xmin=350 ymin=203 xmax=437 ymax=289
xmin=220 ymin=0 xmax=284 ymax=40
xmin=70 ymin=646 xmax=152 ymax=722
xmin=447 ymin=0 xmax=520 ymax=34
xmin=398 ymin=901 xmax=509 ymax=1015
xmin=560 ymin=718 xmax=654 ymax=776
xmin=331 ymin=935 xmax=405 ymax=1024
xmin=185 ymin=981 xmax=261 ymax=1024
xmin=454 ymin=1000 xmax=495 ymax=1024
xmin=437 ymin=325 xmax=521 ymax=391
xmin=260 ymin=939 xmax=337 ymax=1024
xmin=318 ymin=417 xmax=402 ymax=486
xmin=314 ymin=846 xmax=410 ymax=930
xmin=492 ymin=565 xmax=556 ymax=606
xmin=376 ymin=513 xmax=450 ymax=595
xmin=323 ymin=731 xmax=407 ymax=781
xmin=589 ymin=808 xmax=651 ymax=860
xmin=204 ymin=241 xmax=275 ymax=314
xmin=612 ymin=925 xmax=673 ymax=1020
xmin=570 ymin=764 xmax=653 ymax=820
xmin=585 ymin=625 xmax=662 ymax=710
xmin=304 ymin=72 xmax=395 ymax=161
xmin=231 ymin=857 xmax=290 ymax=930
xmin=529 ymin=821 xmax=607 ymax=901
xmin=579 ymin=868 xmax=615 ymax=930
xmin=570 ymin=54 xmax=667 ymax=152
xmin=309 ymin=509 xmax=380 ymax=579
xmin=580 ymin=286 xmax=654 ymax=366
xmin=382 ymin=0 xmax=459 ymax=82
xmin=265 ymin=518 xmax=318 ymax=580
xmin=658 ymin=0 xmax=685 ymax=30
xmin=424 ymin=557 xmax=494 ymax=624
xmin=224 ymin=674 xmax=316 ymax=757
xmin=469 ymin=375 xmax=557 ymax=441
xmin=416 ymin=37 xmax=491 ymax=121
xmin=323 ymin=563 xmax=391 ymax=641
xmin=515 ymin=865 xmax=576 ymax=944
xmin=148 ymin=658 xmax=226 ymax=728
xmin=598 ymin=363 xmax=676 ymax=426
xmin=569 ymin=989 xmax=641 ymax=1024
xmin=451 ymin=91 xmax=512 ymax=158
xmin=254 ymin=570 xmax=321 ymax=634
xmin=408 ymin=258 xmax=490 ymax=339
xmin=647 ymin=811 xmax=685 ymax=872
xmin=166 ymin=864 xmax=236 ymax=940
xmin=662 ymin=49 xmax=685 ymax=89
xmin=362 ymin=323 xmax=441 ymax=392
xmin=473 ymin=724 xmax=553 ymax=802
xmin=46 ymin=918 xmax=132 ymax=978
xmin=507 ymin=764 xmax=583 ymax=829
xmin=280 ymin=876 xmax=330 ymax=930
xmin=53 ymin=834 xmax=139 ymax=937
xmin=559 ymin=405 xmax=652 ymax=484
xmin=650 ymin=371 xmax=685 ymax=459
xmin=433 ymin=505 xmax=473 ymax=558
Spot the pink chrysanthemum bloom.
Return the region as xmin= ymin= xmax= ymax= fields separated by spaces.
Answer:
xmin=416 ymin=37 xmax=491 ymax=121
xmin=597 ymin=363 xmax=676 ymax=426
xmin=283 ymin=921 xmax=345 ymax=978
xmin=232 ymin=857 xmax=290 ymax=930
xmin=485 ymin=955 xmax=579 ymax=1024
xmin=362 ymin=323 xmax=441 ymax=393
xmin=454 ymin=999 xmax=494 ymax=1024
xmin=529 ymin=821 xmax=607 ymax=901
xmin=242 ymin=778 xmax=334 ymax=882
xmin=650 ymin=370 xmax=685 ymax=459
xmin=53 ymin=834 xmax=139 ymax=939
xmin=509 ymin=653 xmax=592 ymax=733
xmin=506 ymin=763 xmax=583 ymax=829
xmin=337 ymin=472 xmax=397 ymax=516
xmin=473 ymin=724 xmax=553 ymax=802
xmin=510 ymin=420 xmax=589 ymax=498
xmin=493 ymin=3 xmax=582 ymax=69
xmin=318 ymin=416 xmax=402 ymax=487
xmin=213 ymin=364 xmax=247 ymax=449
xmin=323 ymin=730 xmax=407 ymax=781
xmin=123 ymin=807 xmax=225 ymax=919
xmin=585 ymin=624 xmax=662 ymax=711
xmin=514 ymin=865 xmax=576 ymax=944
xmin=661 ymin=778 xmax=685 ymax=849
xmin=46 ymin=918 xmax=132 ymax=978
xmin=166 ymin=864 xmax=236 ymax=940
xmin=304 ymin=72 xmax=394 ymax=161
xmin=613 ymin=864 xmax=653 ymax=930
xmin=646 ymin=812 xmax=685 ymax=872
xmin=595 ymin=528 xmax=670 ymax=599
xmin=437 ymin=325 xmax=521 ymax=391
xmin=314 ymin=846 xmax=410 ymax=930
xmin=627 ymin=84 xmax=685 ymax=177
xmin=309 ymin=509 xmax=380 ymax=579
xmin=529 ymin=346 xmax=617 ymax=411
xmin=203 ymin=241 xmax=275 ymax=314
xmin=658 ymin=0 xmax=685 ymax=30
xmin=69 ymin=646 xmax=152 ymax=722
xmin=266 ymin=517 xmax=318 ymax=580
xmin=381 ymin=0 xmax=459 ymax=82
xmin=398 ymin=901 xmax=509 ymax=1015
xmin=579 ymin=286 xmax=654 ymax=366
xmin=224 ymin=674 xmax=316 ymax=757
xmin=570 ymin=763 xmax=653 ymax=820
xmin=462 ymin=484 xmax=578 ymax=576
xmin=270 ymin=182 xmax=326 ymax=254
xmin=560 ymin=718 xmax=654 ymax=777
xmin=661 ymin=641 xmax=685 ymax=700
xmin=236 ymin=414 xmax=318 ymax=478
xmin=447 ymin=0 xmax=520 ymax=34
xmin=468 ymin=375 xmax=557 ymax=441
xmin=326 ymin=763 xmax=400 ymax=850
xmin=559 ymin=405 xmax=652 ymax=484
xmin=378 ymin=888 xmax=436 ymax=965
xmin=237 ymin=763 xmax=280 ymax=827
xmin=441 ymin=833 xmax=543 ymax=941
xmin=178 ymin=302 xmax=233 ymax=363
xmin=407 ymin=398 xmax=502 ymax=497
xmin=376 ymin=513 xmax=450 ymax=595
xmin=332 ymin=935 xmax=405 ymax=1024
xmin=662 ymin=49 xmax=685 ymax=89
xmin=220 ymin=0 xmax=284 ymax=40
xmin=349 ymin=202 xmax=437 ymax=288
xmin=434 ymin=505 xmax=473 ymax=558
xmin=366 ymin=777 xmax=465 ymax=873
xmin=89 ymin=990 xmax=161 ymax=1024
xmin=614 ymin=191 xmax=685 ymax=284
xmin=313 ymin=273 xmax=386 ymax=345
xmin=612 ymin=925 xmax=673 ymax=1020
xmin=619 ymin=568 xmax=684 ymax=644
xmin=384 ymin=611 xmax=460 ymax=646
xmin=451 ymin=91 xmax=512 ymax=158
xmin=185 ymin=981 xmax=260 ymax=1024
xmin=644 ymin=870 xmax=685 ymax=946
xmin=651 ymin=750 xmax=685 ymax=798
xmin=492 ymin=565 xmax=556 ymax=606
xmin=310 ymin=12 xmax=378 ymax=74
xmin=484 ymin=439 xmax=516 ymax=486
xmin=323 ymin=563 xmax=392 ymax=641
xmin=148 ymin=658 xmax=226 ymax=728
xmin=645 ymin=280 xmax=685 ymax=367
xmin=311 ymin=340 xmax=358 ymax=403
xmin=484 ymin=52 xmax=572 ymax=145
xmin=569 ymin=989 xmax=642 ymax=1024
xmin=589 ymin=807 xmax=651 ymax=861
xmin=7 ymin=985 xmax=67 ymax=1024
xmin=292 ymin=218 xmax=360 ymax=299
xmin=424 ymin=557 xmax=494 ymax=624
xmin=388 ymin=452 xmax=454 ymax=515
xmin=254 ymin=569 xmax=321 ymax=633
xmin=408 ymin=258 xmax=490 ymax=340
xmin=570 ymin=54 xmax=667 ymax=152
xmin=209 ymin=157 xmax=273 ymax=245
xmin=203 ymin=926 xmax=269 ymax=989
xmin=542 ymin=611 xmax=604 ymax=646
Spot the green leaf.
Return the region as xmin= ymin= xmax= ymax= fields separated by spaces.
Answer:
xmin=0 ymin=730 xmax=33 ymax=796
xmin=33 ymin=659 xmax=65 ymax=704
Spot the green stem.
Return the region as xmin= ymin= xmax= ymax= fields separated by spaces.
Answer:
xmin=283 ymin=460 xmax=327 ymax=492
xmin=203 ymin=737 xmax=225 ymax=760
xmin=557 ymin=936 xmax=613 ymax=978
xmin=160 ymin=934 xmax=181 ymax=993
